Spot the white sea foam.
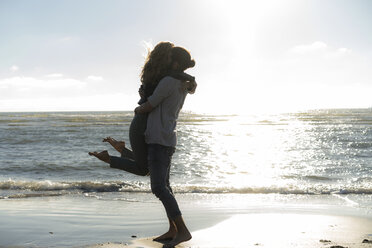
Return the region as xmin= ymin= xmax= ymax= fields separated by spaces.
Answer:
xmin=1 ymin=180 xmax=372 ymax=200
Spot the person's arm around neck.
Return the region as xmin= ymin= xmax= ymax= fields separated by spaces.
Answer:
xmin=134 ymin=101 xmax=153 ymax=114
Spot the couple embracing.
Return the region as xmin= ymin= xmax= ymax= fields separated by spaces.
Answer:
xmin=89 ymin=41 xmax=196 ymax=247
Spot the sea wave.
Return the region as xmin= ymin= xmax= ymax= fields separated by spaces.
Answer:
xmin=1 ymin=180 xmax=372 ymax=199
xmin=0 ymin=180 xmax=141 ymax=192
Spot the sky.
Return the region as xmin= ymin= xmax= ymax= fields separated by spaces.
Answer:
xmin=1 ymin=0 xmax=372 ymax=113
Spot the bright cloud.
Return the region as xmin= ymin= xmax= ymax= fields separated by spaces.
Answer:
xmin=0 ymin=75 xmax=138 ymax=111
xmin=328 ymin=47 xmax=353 ymax=58
xmin=289 ymin=41 xmax=353 ymax=60
xmin=0 ymin=93 xmax=138 ymax=112
xmin=86 ymin=75 xmax=104 ymax=81
xmin=45 ymin=73 xmax=63 ymax=78
xmin=338 ymin=47 xmax=352 ymax=54
xmin=0 ymin=76 xmax=87 ymax=100
xmin=198 ymin=38 xmax=368 ymax=114
xmin=290 ymin=41 xmax=328 ymax=54
xmin=0 ymin=76 xmax=86 ymax=89
xmin=10 ymin=65 xmax=19 ymax=72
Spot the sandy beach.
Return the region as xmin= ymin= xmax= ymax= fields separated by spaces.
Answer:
xmin=129 ymin=214 xmax=372 ymax=248
xmin=1 ymin=193 xmax=371 ymax=248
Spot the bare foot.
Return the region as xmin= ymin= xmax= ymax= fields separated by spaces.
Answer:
xmin=153 ymin=230 xmax=177 ymax=243
xmin=102 ymin=137 xmax=125 ymax=154
xmin=88 ymin=150 xmax=111 ymax=164
xmin=163 ymin=231 xmax=192 ymax=248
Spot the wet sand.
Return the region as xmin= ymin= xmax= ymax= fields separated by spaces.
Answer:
xmin=0 ymin=193 xmax=371 ymax=248
xmin=90 ymin=213 xmax=372 ymax=248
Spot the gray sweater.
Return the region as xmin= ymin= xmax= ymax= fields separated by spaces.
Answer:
xmin=145 ymin=76 xmax=188 ymax=147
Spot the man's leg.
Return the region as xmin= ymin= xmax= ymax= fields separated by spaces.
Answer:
xmin=149 ymin=144 xmax=177 ymax=242
xmin=148 ymin=144 xmax=191 ymax=245
xmin=165 ymin=215 xmax=192 ymax=247
xmin=148 ymin=144 xmax=181 ymax=219
xmin=153 ymin=217 xmax=177 ymax=242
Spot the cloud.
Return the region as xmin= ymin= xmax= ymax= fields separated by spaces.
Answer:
xmin=328 ymin=47 xmax=352 ymax=58
xmin=289 ymin=41 xmax=327 ymax=54
xmin=289 ymin=41 xmax=352 ymax=59
xmin=45 ymin=73 xmax=63 ymax=78
xmin=0 ymin=70 xmax=141 ymax=111
xmin=0 ymin=92 xmax=139 ymax=112
xmin=338 ymin=47 xmax=352 ymax=54
xmin=86 ymin=75 xmax=104 ymax=81
xmin=0 ymin=76 xmax=87 ymax=99
xmin=10 ymin=65 xmax=19 ymax=72
xmin=0 ymin=75 xmax=139 ymax=111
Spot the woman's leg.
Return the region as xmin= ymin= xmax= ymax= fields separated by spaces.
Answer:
xmin=129 ymin=113 xmax=149 ymax=175
xmin=103 ymin=137 xmax=135 ymax=159
xmin=104 ymin=113 xmax=149 ymax=176
xmin=88 ymin=150 xmax=145 ymax=176
xmin=109 ymin=156 xmax=145 ymax=175
xmin=121 ymin=147 xmax=134 ymax=159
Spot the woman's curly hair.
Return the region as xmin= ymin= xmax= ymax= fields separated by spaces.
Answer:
xmin=140 ymin=41 xmax=174 ymax=87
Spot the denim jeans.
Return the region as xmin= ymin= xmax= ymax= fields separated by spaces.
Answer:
xmin=147 ymin=143 xmax=181 ymax=220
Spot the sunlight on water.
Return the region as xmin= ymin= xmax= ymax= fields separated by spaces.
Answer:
xmin=0 ymin=109 xmax=372 ymax=198
xmin=176 ymin=109 xmax=372 ymax=194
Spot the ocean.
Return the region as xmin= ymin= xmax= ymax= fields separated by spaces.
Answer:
xmin=1 ymin=109 xmax=372 ymax=210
